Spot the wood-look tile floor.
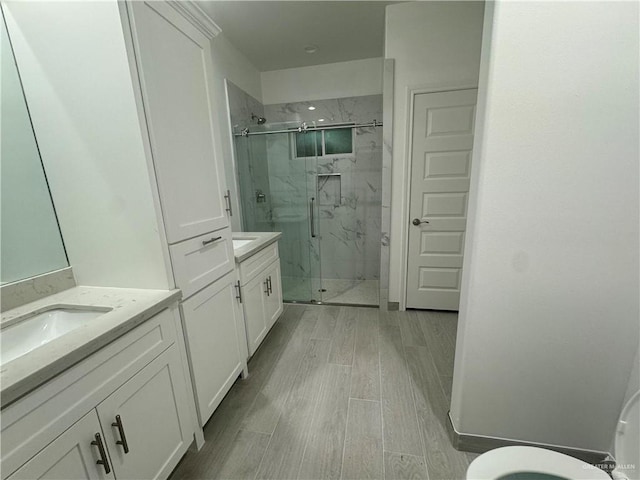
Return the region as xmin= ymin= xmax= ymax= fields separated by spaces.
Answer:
xmin=171 ymin=305 xmax=477 ymax=480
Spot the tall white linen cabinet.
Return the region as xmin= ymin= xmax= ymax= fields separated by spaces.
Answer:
xmin=123 ymin=2 xmax=249 ymax=427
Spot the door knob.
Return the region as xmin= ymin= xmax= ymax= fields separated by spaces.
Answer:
xmin=412 ymin=218 xmax=429 ymax=226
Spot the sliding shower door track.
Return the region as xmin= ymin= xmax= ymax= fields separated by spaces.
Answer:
xmin=284 ymin=300 xmax=379 ymax=308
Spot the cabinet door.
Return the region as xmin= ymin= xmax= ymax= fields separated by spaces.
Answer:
xmin=96 ymin=347 xmax=191 ymax=480
xmin=127 ymin=2 xmax=229 ymax=243
xmin=242 ymin=273 xmax=269 ymax=357
xmin=7 ymin=411 xmax=114 ymax=480
xmin=181 ymin=271 xmax=244 ymax=425
xmin=264 ymin=262 xmax=283 ymax=329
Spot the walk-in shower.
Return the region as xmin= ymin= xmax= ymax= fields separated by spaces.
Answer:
xmin=227 ymin=83 xmax=383 ymax=306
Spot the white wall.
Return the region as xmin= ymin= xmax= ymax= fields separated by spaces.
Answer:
xmin=209 ymin=33 xmax=263 ymax=231
xmin=384 ymin=2 xmax=484 ymax=304
xmin=450 ymin=1 xmax=639 ymax=453
xmin=4 ymin=2 xmax=171 ymax=289
xmin=261 ymin=57 xmax=383 ymax=105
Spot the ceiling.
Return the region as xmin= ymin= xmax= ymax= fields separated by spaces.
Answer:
xmin=199 ymin=1 xmax=401 ymax=71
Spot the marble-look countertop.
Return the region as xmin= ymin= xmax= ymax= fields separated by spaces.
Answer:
xmin=233 ymin=232 xmax=282 ymax=263
xmin=1 ymin=286 xmax=181 ymax=407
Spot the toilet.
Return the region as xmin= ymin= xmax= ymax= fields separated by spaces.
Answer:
xmin=466 ymin=390 xmax=639 ymax=480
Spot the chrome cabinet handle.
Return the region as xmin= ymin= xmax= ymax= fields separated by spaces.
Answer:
xmin=309 ymin=197 xmax=316 ymax=238
xmin=111 ymin=414 xmax=130 ymax=454
xmin=202 ymin=236 xmax=222 ymax=246
xmin=235 ymin=280 xmax=242 ymax=303
xmin=267 ymin=276 xmax=272 ymax=295
xmin=224 ymin=190 xmax=233 ymax=216
xmin=91 ymin=432 xmax=111 ymax=474
xmin=412 ymin=218 xmax=429 ymax=226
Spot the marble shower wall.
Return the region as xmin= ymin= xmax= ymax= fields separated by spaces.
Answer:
xmin=264 ymin=95 xmax=383 ymax=282
xmin=226 ymin=81 xmax=272 ymax=231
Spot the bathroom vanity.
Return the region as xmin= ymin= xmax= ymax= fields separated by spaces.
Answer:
xmin=0 ymin=288 xmax=195 ymax=480
xmin=233 ymin=233 xmax=283 ymax=357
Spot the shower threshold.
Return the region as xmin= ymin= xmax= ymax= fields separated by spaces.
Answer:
xmin=282 ymin=278 xmax=379 ymax=308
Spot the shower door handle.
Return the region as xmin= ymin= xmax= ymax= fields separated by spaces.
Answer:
xmin=309 ymin=197 xmax=316 ymax=238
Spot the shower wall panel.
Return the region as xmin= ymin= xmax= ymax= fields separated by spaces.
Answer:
xmin=226 ymin=81 xmax=271 ymax=231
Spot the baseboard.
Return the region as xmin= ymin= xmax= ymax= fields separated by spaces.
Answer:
xmin=387 ymin=302 xmax=399 ymax=311
xmin=447 ymin=411 xmax=610 ymax=465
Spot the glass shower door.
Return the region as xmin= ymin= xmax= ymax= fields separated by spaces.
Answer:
xmin=237 ymin=125 xmax=321 ymax=303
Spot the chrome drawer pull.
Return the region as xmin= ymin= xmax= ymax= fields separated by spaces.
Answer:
xmin=112 ymin=414 xmax=130 ymax=454
xmin=202 ymin=236 xmax=222 ymax=246
xmin=235 ymin=280 xmax=242 ymax=303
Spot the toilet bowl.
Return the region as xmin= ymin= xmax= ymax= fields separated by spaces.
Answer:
xmin=466 ymin=390 xmax=639 ymax=480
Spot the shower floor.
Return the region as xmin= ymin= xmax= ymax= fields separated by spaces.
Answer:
xmin=282 ymin=276 xmax=379 ymax=306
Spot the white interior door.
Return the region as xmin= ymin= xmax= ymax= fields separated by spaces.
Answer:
xmin=406 ymin=89 xmax=477 ymax=310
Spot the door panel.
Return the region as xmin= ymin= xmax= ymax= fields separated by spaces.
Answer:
xmin=406 ymin=89 xmax=477 ymax=310
xmin=128 ymin=2 xmax=228 ymax=243
xmin=264 ymin=262 xmax=283 ymax=329
xmin=96 ymin=348 xmax=190 ymax=480
xmin=180 ymin=272 xmax=244 ymax=425
xmin=7 ymin=411 xmax=113 ymax=480
xmin=242 ymin=273 xmax=268 ymax=357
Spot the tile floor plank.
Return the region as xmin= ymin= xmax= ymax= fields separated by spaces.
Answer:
xmin=213 ymin=429 xmax=271 ymax=480
xmin=341 ymin=399 xmax=384 ymax=480
xmin=379 ymin=323 xmax=423 ymax=457
xmin=405 ymin=345 xmax=470 ymax=480
xmin=399 ymin=311 xmax=429 ymax=347
xmin=298 ymin=364 xmax=352 ymax=479
xmin=311 ymin=305 xmax=341 ymax=339
xmin=241 ymin=313 xmax=318 ymax=434
xmin=384 ymin=452 xmax=428 ymax=480
xmin=254 ymin=339 xmax=331 ymax=479
xmin=379 ymin=310 xmax=400 ymax=328
xmin=328 ymin=307 xmax=358 ymax=365
xmin=350 ymin=309 xmax=381 ymax=400
xmin=418 ymin=312 xmax=456 ymax=378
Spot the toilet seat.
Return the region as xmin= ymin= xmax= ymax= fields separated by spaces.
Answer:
xmin=466 ymin=446 xmax=611 ymax=480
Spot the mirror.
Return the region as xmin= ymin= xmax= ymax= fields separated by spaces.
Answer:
xmin=1 ymin=13 xmax=68 ymax=284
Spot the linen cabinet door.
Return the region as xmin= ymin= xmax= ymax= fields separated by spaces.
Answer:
xmin=181 ymin=271 xmax=245 ymax=425
xmin=7 ymin=411 xmax=114 ymax=480
xmin=96 ymin=347 xmax=191 ymax=480
xmin=242 ymin=273 xmax=269 ymax=357
xmin=126 ymin=2 xmax=229 ymax=243
xmin=264 ymin=262 xmax=283 ymax=329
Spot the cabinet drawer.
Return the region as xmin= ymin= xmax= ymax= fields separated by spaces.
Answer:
xmin=238 ymin=243 xmax=279 ymax=285
xmin=170 ymin=228 xmax=234 ymax=299
xmin=1 ymin=309 xmax=177 ymax=478
xmin=181 ymin=271 xmax=244 ymax=425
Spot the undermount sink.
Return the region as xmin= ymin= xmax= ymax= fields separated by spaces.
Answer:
xmin=232 ymin=238 xmax=256 ymax=249
xmin=1 ymin=307 xmax=111 ymax=365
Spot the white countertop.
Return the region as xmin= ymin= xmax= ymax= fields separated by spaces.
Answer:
xmin=1 ymin=286 xmax=181 ymax=407
xmin=233 ymin=232 xmax=282 ymax=263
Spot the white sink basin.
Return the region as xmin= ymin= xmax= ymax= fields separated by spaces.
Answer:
xmin=232 ymin=239 xmax=255 ymax=249
xmin=1 ymin=308 xmax=110 ymax=364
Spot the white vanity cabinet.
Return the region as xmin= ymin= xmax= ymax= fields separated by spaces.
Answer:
xmin=2 ymin=308 xmax=194 ymax=480
xmin=237 ymin=243 xmax=284 ymax=357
